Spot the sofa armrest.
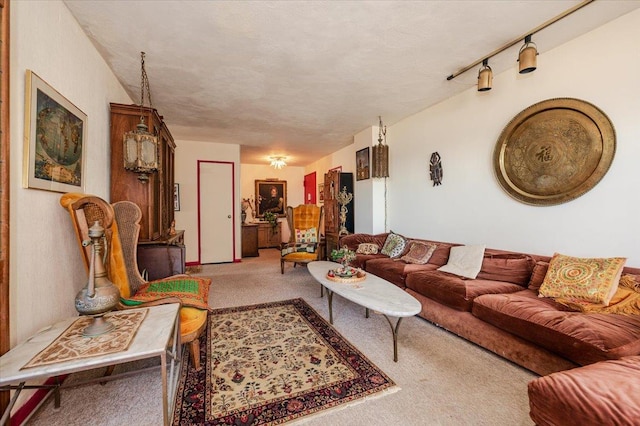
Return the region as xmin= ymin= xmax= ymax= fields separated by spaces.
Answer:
xmin=528 ymin=356 xmax=640 ymax=426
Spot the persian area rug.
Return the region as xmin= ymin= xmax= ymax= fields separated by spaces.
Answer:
xmin=172 ymin=298 xmax=397 ymax=425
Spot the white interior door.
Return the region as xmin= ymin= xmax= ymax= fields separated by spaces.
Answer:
xmin=199 ymin=161 xmax=234 ymax=263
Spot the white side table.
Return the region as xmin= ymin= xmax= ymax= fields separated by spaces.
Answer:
xmin=0 ymin=304 xmax=181 ymax=426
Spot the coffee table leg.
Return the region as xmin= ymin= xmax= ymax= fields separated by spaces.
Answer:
xmin=326 ymin=289 xmax=334 ymax=324
xmin=365 ymin=308 xmax=369 ymax=318
xmin=383 ymin=316 xmax=404 ymax=362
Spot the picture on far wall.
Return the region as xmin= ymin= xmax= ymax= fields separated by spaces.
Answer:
xmin=255 ymin=179 xmax=287 ymax=217
xmin=329 ymin=165 xmax=342 ymax=172
xmin=356 ymin=147 xmax=370 ymax=181
xmin=174 ymin=183 xmax=180 ymax=211
xmin=23 ymin=70 xmax=87 ymax=193
xmin=318 ymin=183 xmax=324 ymax=203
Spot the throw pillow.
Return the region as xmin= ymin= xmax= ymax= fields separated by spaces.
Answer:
xmin=295 ymin=227 xmax=317 ymax=243
xmin=400 ymin=242 xmax=437 ymax=264
xmin=437 ymin=245 xmax=486 ymax=279
xmin=356 ymin=243 xmax=379 ymax=255
xmin=528 ymin=261 xmax=550 ymax=291
xmin=538 ymin=253 xmax=626 ymax=306
xmin=380 ymin=232 xmax=408 ymax=258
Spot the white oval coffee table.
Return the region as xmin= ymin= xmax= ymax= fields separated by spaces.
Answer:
xmin=308 ymin=261 xmax=421 ymax=362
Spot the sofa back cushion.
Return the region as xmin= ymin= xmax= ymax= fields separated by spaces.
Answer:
xmin=528 ymin=261 xmax=550 ymax=291
xmin=477 ymin=253 xmax=536 ymax=286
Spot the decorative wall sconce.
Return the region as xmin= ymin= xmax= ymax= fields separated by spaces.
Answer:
xmin=372 ymin=116 xmax=389 ymax=178
xmin=518 ymin=35 xmax=538 ymax=74
xmin=123 ymin=52 xmax=159 ymax=183
xmin=446 ymin=1 xmax=593 ymax=89
xmin=477 ymin=59 xmax=493 ymax=92
xmin=269 ymin=156 xmax=287 ymax=169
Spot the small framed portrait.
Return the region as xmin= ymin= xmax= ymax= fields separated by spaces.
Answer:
xmin=356 ymin=147 xmax=370 ymax=181
xmin=23 ymin=70 xmax=87 ymax=193
xmin=174 ymin=183 xmax=181 ymax=211
xmin=318 ymin=183 xmax=324 ymax=203
xmin=255 ymin=179 xmax=287 ymax=217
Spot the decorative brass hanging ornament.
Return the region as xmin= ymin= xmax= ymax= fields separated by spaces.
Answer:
xmin=493 ymin=98 xmax=615 ymax=206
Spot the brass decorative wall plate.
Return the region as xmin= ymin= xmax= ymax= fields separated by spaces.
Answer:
xmin=493 ymin=98 xmax=615 ymax=206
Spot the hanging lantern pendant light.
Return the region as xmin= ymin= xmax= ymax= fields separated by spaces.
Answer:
xmin=372 ymin=116 xmax=389 ymax=178
xmin=123 ymin=52 xmax=159 ymax=183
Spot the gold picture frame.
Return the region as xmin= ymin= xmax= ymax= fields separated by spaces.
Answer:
xmin=493 ymin=98 xmax=615 ymax=206
xmin=255 ymin=179 xmax=287 ymax=217
xmin=23 ymin=70 xmax=87 ymax=193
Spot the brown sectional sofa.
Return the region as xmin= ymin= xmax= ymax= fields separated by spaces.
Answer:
xmin=338 ymin=233 xmax=640 ymax=425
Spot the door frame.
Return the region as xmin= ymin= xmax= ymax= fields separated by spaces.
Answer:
xmin=196 ymin=160 xmax=236 ymax=264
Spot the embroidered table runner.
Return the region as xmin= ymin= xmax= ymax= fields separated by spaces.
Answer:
xmin=22 ymin=309 xmax=147 ymax=369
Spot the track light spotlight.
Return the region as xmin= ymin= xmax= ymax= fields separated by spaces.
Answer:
xmin=518 ymin=34 xmax=538 ymax=74
xmin=477 ymin=59 xmax=492 ymax=92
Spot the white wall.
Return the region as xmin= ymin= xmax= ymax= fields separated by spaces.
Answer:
xmin=9 ymin=0 xmax=132 ymax=412
xmin=174 ymin=139 xmax=240 ymax=262
xmin=10 ymin=0 xmax=131 ymax=347
xmin=385 ymin=9 xmax=640 ymax=265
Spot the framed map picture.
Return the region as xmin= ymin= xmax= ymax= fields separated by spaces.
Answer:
xmin=23 ymin=70 xmax=87 ymax=193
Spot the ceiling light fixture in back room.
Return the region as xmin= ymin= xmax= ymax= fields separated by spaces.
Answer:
xmin=269 ymin=156 xmax=287 ymax=169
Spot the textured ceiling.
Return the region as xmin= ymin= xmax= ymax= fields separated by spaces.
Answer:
xmin=64 ymin=1 xmax=639 ymax=166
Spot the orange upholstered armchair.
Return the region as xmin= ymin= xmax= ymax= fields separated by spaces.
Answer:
xmin=60 ymin=193 xmax=211 ymax=369
xmin=280 ymin=204 xmax=324 ymax=274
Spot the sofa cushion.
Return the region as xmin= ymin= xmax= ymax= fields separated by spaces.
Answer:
xmin=380 ymin=231 xmax=408 ymax=258
xmin=473 ymin=289 xmax=640 ymax=365
xmin=539 ymin=253 xmax=626 ymax=305
xmin=356 ymin=242 xmax=379 ymax=255
xmin=528 ymin=355 xmax=640 ymax=426
xmin=405 ymin=270 xmax=525 ymax=312
xmin=365 ymin=257 xmax=437 ymax=288
xmin=339 ymin=233 xmax=389 ymax=251
xmin=528 ymin=261 xmax=550 ymax=291
xmin=400 ymin=241 xmax=437 ymax=264
xmin=476 ymin=253 xmax=535 ymax=286
xmin=437 ymin=245 xmax=486 ymax=279
xmin=350 ymin=253 xmax=387 ymax=270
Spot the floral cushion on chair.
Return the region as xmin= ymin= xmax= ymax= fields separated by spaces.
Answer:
xmin=295 ymin=227 xmax=318 ymax=243
xmin=282 ymin=243 xmax=317 ymax=256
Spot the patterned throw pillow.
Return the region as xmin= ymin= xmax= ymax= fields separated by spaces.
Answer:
xmin=295 ymin=227 xmax=317 ymax=243
xmin=538 ymin=253 xmax=626 ymax=305
xmin=380 ymin=232 xmax=408 ymax=259
xmin=356 ymin=243 xmax=379 ymax=255
xmin=437 ymin=245 xmax=486 ymax=279
xmin=400 ymin=242 xmax=437 ymax=264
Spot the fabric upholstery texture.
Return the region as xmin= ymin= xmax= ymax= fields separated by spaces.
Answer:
xmin=400 ymin=241 xmax=437 ymax=264
xmin=477 ymin=253 xmax=535 ymax=286
xmin=528 ymin=355 xmax=640 ymax=426
xmin=437 ymin=244 xmax=486 ymax=279
xmin=364 ymin=257 xmax=438 ymax=288
xmin=380 ymin=232 xmax=408 ymax=258
xmin=539 ymin=253 xmax=626 ymax=305
xmin=554 ymin=274 xmax=640 ymax=316
xmin=528 ymin=261 xmax=550 ymax=291
xmin=473 ymin=289 xmax=640 ymax=365
xmin=406 ymin=270 xmax=525 ymax=312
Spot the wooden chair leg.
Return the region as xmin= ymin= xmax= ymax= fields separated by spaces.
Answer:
xmin=281 ymin=259 xmax=285 ymax=274
xmin=190 ymin=338 xmax=201 ymax=370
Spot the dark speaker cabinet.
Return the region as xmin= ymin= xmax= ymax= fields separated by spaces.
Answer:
xmin=324 ymin=171 xmax=354 ymax=258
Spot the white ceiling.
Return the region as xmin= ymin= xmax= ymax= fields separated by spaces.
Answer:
xmin=64 ymin=0 xmax=639 ymax=167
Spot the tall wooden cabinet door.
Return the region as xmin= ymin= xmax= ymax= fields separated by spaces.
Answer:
xmin=110 ymin=103 xmax=173 ymax=242
xmin=323 ymin=170 xmax=340 ymax=235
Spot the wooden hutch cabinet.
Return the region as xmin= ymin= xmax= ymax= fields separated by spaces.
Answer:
xmin=109 ymin=103 xmax=184 ymax=278
xmin=323 ymin=171 xmax=354 ymax=257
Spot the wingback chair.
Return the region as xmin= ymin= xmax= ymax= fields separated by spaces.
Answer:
xmin=60 ymin=193 xmax=211 ymax=370
xmin=280 ymin=204 xmax=324 ymax=274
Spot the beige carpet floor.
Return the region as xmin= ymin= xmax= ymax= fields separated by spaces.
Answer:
xmin=27 ymin=249 xmax=537 ymax=425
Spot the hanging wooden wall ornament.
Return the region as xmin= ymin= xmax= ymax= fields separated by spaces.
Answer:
xmin=429 ymin=152 xmax=443 ymax=186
